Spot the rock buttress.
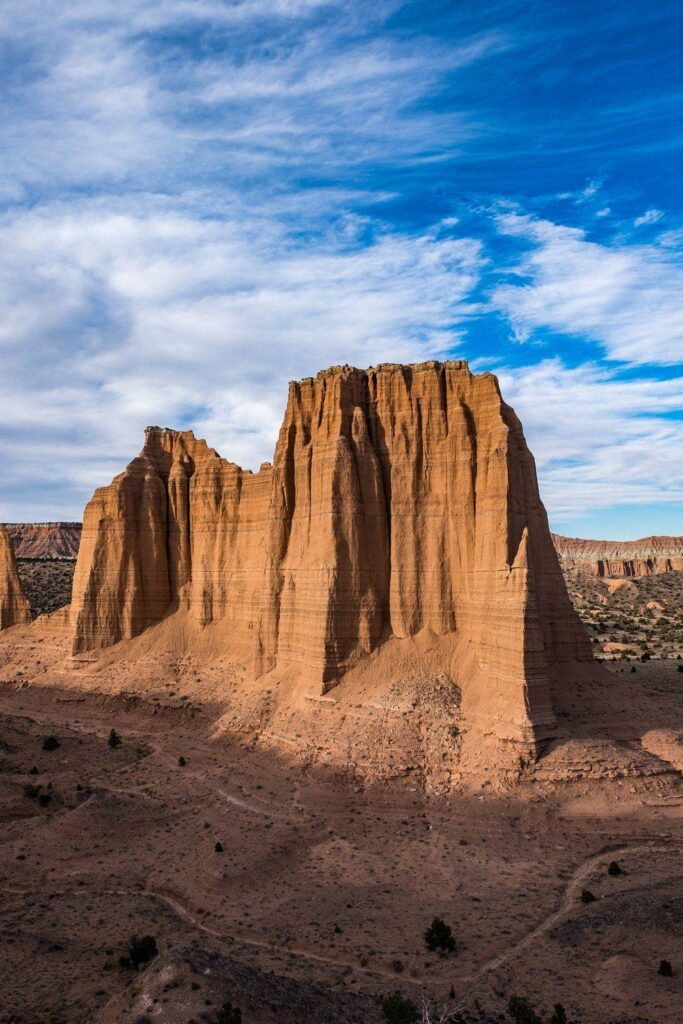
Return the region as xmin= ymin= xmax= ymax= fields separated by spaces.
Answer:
xmin=70 ymin=361 xmax=595 ymax=747
xmin=0 ymin=524 xmax=31 ymax=628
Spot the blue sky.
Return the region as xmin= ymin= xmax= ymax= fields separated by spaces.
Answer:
xmin=1 ymin=0 xmax=682 ymax=537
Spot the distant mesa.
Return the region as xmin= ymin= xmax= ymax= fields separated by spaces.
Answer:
xmin=553 ymin=533 xmax=683 ymax=578
xmin=4 ymin=522 xmax=82 ymax=560
xmin=69 ymin=360 xmax=596 ymax=763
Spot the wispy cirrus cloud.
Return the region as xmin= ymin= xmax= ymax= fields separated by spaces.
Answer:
xmin=0 ymin=195 xmax=482 ymax=519
xmin=495 ymin=359 xmax=683 ymax=522
xmin=634 ymin=208 xmax=664 ymax=228
xmin=491 ymin=212 xmax=683 ymax=365
xmin=0 ymin=0 xmax=505 ymax=203
xmin=1 ymin=1 xmax=683 ymax=538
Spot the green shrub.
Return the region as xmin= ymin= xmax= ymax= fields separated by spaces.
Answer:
xmin=424 ymin=917 xmax=456 ymax=953
xmin=549 ymin=1004 xmax=571 ymax=1024
xmin=215 ymin=1002 xmax=242 ymax=1023
xmin=124 ymin=934 xmax=158 ymax=968
xmin=381 ymin=993 xmax=419 ymax=1024
xmin=507 ymin=995 xmax=541 ymax=1024
xmin=108 ymin=729 xmax=122 ymax=748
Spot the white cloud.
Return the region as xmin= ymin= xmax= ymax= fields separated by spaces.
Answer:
xmin=0 ymin=1 xmax=505 ymax=201
xmin=633 ymin=208 xmax=663 ymax=227
xmin=495 ymin=359 xmax=683 ymax=522
xmin=0 ymin=196 xmax=483 ymax=519
xmin=492 ymin=212 xmax=683 ymax=364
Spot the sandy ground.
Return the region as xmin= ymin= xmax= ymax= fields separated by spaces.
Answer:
xmin=0 ymin=644 xmax=680 ymax=1024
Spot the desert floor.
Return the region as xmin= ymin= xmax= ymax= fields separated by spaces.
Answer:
xmin=0 ymin=654 xmax=680 ymax=1024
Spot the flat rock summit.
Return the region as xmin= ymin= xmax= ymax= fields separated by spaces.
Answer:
xmin=62 ymin=360 xmax=598 ymax=770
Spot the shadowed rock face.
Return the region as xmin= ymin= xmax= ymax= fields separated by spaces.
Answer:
xmin=70 ymin=361 xmax=594 ymax=751
xmin=0 ymin=525 xmax=31 ymax=629
xmin=553 ymin=534 xmax=683 ymax=578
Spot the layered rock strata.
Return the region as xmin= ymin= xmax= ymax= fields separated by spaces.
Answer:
xmin=0 ymin=524 xmax=31 ymax=629
xmin=5 ymin=522 xmax=82 ymax=559
xmin=553 ymin=534 xmax=683 ymax=578
xmin=71 ymin=361 xmax=595 ymax=750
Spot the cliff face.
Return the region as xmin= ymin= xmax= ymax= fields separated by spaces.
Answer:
xmin=553 ymin=534 xmax=683 ymax=578
xmin=4 ymin=522 xmax=82 ymax=559
xmin=0 ymin=525 xmax=31 ymax=629
xmin=71 ymin=361 xmax=594 ymax=751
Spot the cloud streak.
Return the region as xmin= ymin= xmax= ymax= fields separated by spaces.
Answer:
xmin=492 ymin=212 xmax=683 ymax=365
xmin=0 ymin=196 xmax=483 ymax=519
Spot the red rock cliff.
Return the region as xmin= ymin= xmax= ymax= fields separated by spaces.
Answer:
xmin=0 ymin=525 xmax=31 ymax=629
xmin=71 ymin=361 xmax=594 ymax=749
xmin=552 ymin=534 xmax=683 ymax=577
xmin=5 ymin=522 xmax=82 ymax=559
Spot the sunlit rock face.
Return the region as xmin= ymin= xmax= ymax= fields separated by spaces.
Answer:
xmin=70 ymin=361 xmax=594 ymax=752
xmin=0 ymin=525 xmax=31 ymax=629
xmin=553 ymin=534 xmax=683 ymax=577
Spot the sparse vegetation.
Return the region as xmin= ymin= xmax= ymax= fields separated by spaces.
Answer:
xmin=42 ymin=735 xmax=60 ymax=751
xmin=549 ymin=1004 xmax=571 ymax=1024
xmin=107 ymin=728 xmax=122 ymax=748
xmin=119 ymin=934 xmax=158 ymax=969
xmin=214 ymin=1001 xmax=242 ymax=1023
xmin=215 ymin=841 xmax=224 ymax=853
xmin=381 ymin=993 xmax=420 ymax=1024
xmin=607 ymin=860 xmax=622 ymax=876
xmin=580 ymin=889 xmax=596 ymax=904
xmin=658 ymin=959 xmax=673 ymax=977
xmin=178 ymin=755 xmax=186 ymax=766
xmin=507 ymin=995 xmax=541 ymax=1024
xmin=424 ymin=917 xmax=456 ymax=953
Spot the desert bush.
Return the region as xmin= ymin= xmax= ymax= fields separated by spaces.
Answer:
xmin=507 ymin=995 xmax=541 ymax=1024
xmin=24 ymin=784 xmax=40 ymax=799
xmin=108 ymin=729 xmax=122 ymax=748
xmin=178 ymin=755 xmax=186 ymax=766
xmin=381 ymin=993 xmax=420 ymax=1024
xmin=215 ymin=841 xmax=224 ymax=852
xmin=42 ymin=736 xmax=60 ymax=751
xmin=580 ymin=889 xmax=596 ymax=904
xmin=215 ymin=1002 xmax=242 ymax=1023
xmin=424 ymin=917 xmax=456 ymax=953
xmin=607 ymin=861 xmax=622 ymax=876
xmin=658 ymin=959 xmax=673 ymax=977
xmin=120 ymin=934 xmax=158 ymax=969
xmin=549 ymin=1004 xmax=572 ymax=1024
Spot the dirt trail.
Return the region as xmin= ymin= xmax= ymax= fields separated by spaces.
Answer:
xmin=467 ymin=839 xmax=678 ymax=987
xmin=2 ymin=839 xmax=677 ymax=995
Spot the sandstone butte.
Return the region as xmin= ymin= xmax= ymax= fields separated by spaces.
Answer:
xmin=0 ymin=524 xmax=31 ymax=630
xmin=552 ymin=532 xmax=683 ymax=578
xmin=70 ymin=360 xmax=598 ymax=762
